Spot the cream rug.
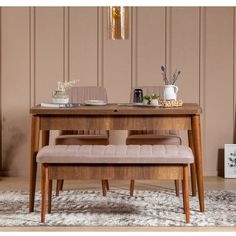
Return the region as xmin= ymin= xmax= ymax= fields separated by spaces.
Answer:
xmin=0 ymin=190 xmax=236 ymax=227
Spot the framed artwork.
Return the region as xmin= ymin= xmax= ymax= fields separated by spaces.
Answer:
xmin=224 ymin=144 xmax=236 ymax=178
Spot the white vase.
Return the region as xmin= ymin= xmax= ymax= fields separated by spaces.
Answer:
xmin=163 ymin=85 xmax=178 ymax=101
xmin=52 ymin=90 xmax=69 ymax=104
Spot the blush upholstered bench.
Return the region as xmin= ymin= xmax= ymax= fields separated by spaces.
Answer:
xmin=36 ymin=144 xmax=194 ymax=223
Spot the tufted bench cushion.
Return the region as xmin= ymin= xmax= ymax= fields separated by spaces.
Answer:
xmin=36 ymin=145 xmax=193 ymax=164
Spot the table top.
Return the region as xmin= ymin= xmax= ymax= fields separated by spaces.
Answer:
xmin=30 ymin=103 xmax=201 ymax=116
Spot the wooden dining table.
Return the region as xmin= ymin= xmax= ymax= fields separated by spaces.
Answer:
xmin=29 ymin=103 xmax=204 ymax=213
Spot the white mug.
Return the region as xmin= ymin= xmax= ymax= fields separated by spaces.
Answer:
xmin=163 ymin=85 xmax=178 ymax=101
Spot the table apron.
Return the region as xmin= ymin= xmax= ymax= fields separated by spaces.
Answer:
xmin=47 ymin=164 xmax=183 ymax=180
xmin=39 ymin=115 xmax=192 ymax=130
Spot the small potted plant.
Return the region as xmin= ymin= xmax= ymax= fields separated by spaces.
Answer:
xmin=143 ymin=95 xmax=151 ymax=105
xmin=143 ymin=94 xmax=159 ymax=106
xmin=150 ymin=93 xmax=159 ymax=106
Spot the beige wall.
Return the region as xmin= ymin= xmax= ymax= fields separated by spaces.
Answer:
xmin=0 ymin=7 xmax=235 ymax=177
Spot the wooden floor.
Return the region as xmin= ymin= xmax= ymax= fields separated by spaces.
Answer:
xmin=0 ymin=176 xmax=236 ymax=232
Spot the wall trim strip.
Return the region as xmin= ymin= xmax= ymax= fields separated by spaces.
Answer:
xmin=29 ymin=7 xmax=35 ymax=107
xmin=131 ymin=7 xmax=137 ymax=88
xmin=63 ymin=7 xmax=69 ymax=82
xmin=0 ymin=7 xmax=2 ymax=171
xmin=199 ymin=7 xmax=206 ymax=172
xmin=233 ymin=7 xmax=236 ymax=142
xmin=33 ymin=7 xmax=36 ymax=105
xmin=165 ymin=7 xmax=172 ymax=78
xmin=97 ymin=7 xmax=103 ymax=87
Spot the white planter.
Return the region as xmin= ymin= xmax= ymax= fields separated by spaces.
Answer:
xmin=143 ymin=99 xmax=149 ymax=105
xmin=150 ymin=99 xmax=159 ymax=106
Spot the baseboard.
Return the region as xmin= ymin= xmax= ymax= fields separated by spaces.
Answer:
xmin=204 ymin=170 xmax=220 ymax=177
xmin=0 ymin=170 xmax=10 ymax=177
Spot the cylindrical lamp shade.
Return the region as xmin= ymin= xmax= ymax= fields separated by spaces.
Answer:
xmin=108 ymin=7 xmax=129 ymax=40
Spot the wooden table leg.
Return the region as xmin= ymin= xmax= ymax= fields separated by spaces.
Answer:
xmin=29 ymin=116 xmax=40 ymax=212
xmin=191 ymin=114 xmax=204 ymax=212
xmin=188 ymin=130 xmax=197 ymax=196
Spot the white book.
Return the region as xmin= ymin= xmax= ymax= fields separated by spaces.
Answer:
xmin=40 ymin=103 xmax=80 ymax=108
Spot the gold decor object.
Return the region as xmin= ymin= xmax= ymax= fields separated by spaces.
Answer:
xmin=108 ymin=6 xmax=129 ymax=40
xmin=159 ymin=100 xmax=183 ymax=108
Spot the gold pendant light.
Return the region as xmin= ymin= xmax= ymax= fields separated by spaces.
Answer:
xmin=108 ymin=7 xmax=129 ymax=40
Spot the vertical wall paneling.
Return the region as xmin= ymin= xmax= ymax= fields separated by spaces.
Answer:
xmin=97 ymin=7 xmax=103 ymax=87
xmin=234 ymin=7 xmax=236 ymax=143
xmin=35 ymin=7 xmax=64 ymax=104
xmin=63 ymin=7 xmax=69 ymax=82
xmin=1 ymin=7 xmax=30 ymax=176
xmin=29 ymin=7 xmax=35 ymax=107
xmin=165 ymin=7 xmax=172 ymax=79
xmin=131 ymin=7 xmax=137 ymax=89
xmin=0 ymin=7 xmax=2 ymax=171
xmin=199 ymin=7 xmax=207 ymax=173
xmin=204 ymin=7 xmax=234 ymax=175
xmin=136 ymin=7 xmax=166 ymax=86
xmin=69 ymin=7 xmax=97 ymax=85
xmin=169 ymin=7 xmax=200 ymax=103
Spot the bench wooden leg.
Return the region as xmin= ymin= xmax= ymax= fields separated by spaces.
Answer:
xmin=101 ymin=180 xmax=107 ymax=196
xmin=130 ymin=180 xmax=135 ymax=196
xmin=190 ymin=163 xmax=197 ymax=196
xmin=41 ymin=164 xmax=48 ymax=223
xmin=182 ymin=179 xmax=185 ymax=214
xmin=48 ymin=180 xmax=52 ymax=214
xmin=175 ymin=180 xmax=180 ymax=197
xmin=104 ymin=180 xmax=109 ymax=190
xmin=183 ymin=164 xmax=190 ymax=223
xmin=56 ymin=180 xmax=64 ymax=196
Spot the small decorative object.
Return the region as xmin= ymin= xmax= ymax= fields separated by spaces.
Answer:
xmin=52 ymin=80 xmax=79 ymax=104
xmin=108 ymin=6 xmax=129 ymax=40
xmin=150 ymin=94 xmax=159 ymax=106
xmin=163 ymin=85 xmax=178 ymax=101
xmin=161 ymin=66 xmax=181 ymax=85
xmin=143 ymin=94 xmax=159 ymax=106
xmin=161 ymin=66 xmax=181 ymax=101
xmin=159 ymin=99 xmax=183 ymax=107
xmin=133 ymin=89 xmax=143 ymax=103
xmin=143 ymin=95 xmax=151 ymax=105
xmin=224 ymin=144 xmax=236 ymax=178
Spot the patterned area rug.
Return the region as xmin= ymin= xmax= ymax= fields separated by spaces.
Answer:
xmin=0 ymin=189 xmax=236 ymax=227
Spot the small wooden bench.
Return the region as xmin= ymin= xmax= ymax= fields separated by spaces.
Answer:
xmin=36 ymin=144 xmax=194 ymax=223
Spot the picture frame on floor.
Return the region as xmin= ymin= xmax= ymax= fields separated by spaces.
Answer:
xmin=224 ymin=144 xmax=236 ymax=178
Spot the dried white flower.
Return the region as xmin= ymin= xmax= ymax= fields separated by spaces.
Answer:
xmin=56 ymin=80 xmax=79 ymax=91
